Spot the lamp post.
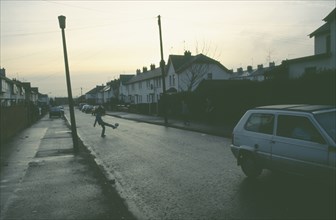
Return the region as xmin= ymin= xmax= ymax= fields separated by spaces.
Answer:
xmin=58 ymin=15 xmax=79 ymax=151
xmin=158 ymin=15 xmax=168 ymax=125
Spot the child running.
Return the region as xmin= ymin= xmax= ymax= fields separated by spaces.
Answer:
xmin=93 ymin=105 xmax=118 ymax=137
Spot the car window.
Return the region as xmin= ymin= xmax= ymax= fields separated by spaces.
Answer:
xmin=277 ymin=115 xmax=325 ymax=144
xmin=244 ymin=113 xmax=274 ymax=134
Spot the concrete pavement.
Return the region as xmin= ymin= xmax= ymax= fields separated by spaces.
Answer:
xmin=0 ymin=115 xmax=134 ymax=220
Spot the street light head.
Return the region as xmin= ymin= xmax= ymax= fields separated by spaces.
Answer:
xmin=58 ymin=15 xmax=66 ymax=29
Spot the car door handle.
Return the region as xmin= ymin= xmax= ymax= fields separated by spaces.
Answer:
xmin=270 ymin=140 xmax=275 ymax=144
xmin=254 ymin=144 xmax=259 ymax=149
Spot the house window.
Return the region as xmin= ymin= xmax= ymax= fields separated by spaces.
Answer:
xmin=131 ymin=84 xmax=135 ymax=91
xmin=12 ymin=84 xmax=18 ymax=94
xmin=173 ymin=75 xmax=176 ymax=86
xmin=1 ymin=80 xmax=7 ymax=92
xmin=146 ymin=80 xmax=150 ymax=89
xmin=169 ymin=76 xmax=172 ymax=86
xmin=139 ymin=82 xmax=142 ymax=89
xmin=207 ymin=73 xmax=213 ymax=80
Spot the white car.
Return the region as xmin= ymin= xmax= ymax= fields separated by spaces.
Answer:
xmin=231 ymin=104 xmax=336 ymax=180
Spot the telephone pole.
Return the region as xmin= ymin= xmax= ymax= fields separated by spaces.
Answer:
xmin=158 ymin=15 xmax=168 ymax=125
xmin=58 ymin=15 xmax=79 ymax=151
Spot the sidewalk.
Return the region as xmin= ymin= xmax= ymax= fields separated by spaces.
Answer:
xmin=0 ymin=116 xmax=134 ymax=220
xmin=105 ymin=111 xmax=234 ymax=138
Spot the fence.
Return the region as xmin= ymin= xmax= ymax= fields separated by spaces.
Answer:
xmin=0 ymin=104 xmax=40 ymax=146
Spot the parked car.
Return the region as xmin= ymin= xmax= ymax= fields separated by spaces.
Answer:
xmin=49 ymin=106 xmax=64 ymax=118
xmin=81 ymin=104 xmax=90 ymax=112
xmin=230 ymin=104 xmax=336 ymax=179
xmin=81 ymin=104 xmax=88 ymax=112
xmin=116 ymin=104 xmax=129 ymax=111
xmin=92 ymin=105 xmax=105 ymax=115
xmin=78 ymin=103 xmax=87 ymax=110
xmin=82 ymin=105 xmax=94 ymax=113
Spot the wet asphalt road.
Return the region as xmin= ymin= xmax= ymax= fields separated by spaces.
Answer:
xmin=72 ymin=109 xmax=335 ymax=220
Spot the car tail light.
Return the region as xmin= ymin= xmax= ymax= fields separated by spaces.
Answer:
xmin=231 ymin=133 xmax=235 ymax=145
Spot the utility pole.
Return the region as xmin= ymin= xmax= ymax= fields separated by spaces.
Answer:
xmin=58 ymin=15 xmax=79 ymax=151
xmin=158 ymin=15 xmax=168 ymax=125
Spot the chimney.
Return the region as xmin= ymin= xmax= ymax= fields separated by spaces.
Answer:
xmin=150 ymin=64 xmax=156 ymax=70
xmin=0 ymin=68 xmax=5 ymax=77
xmin=257 ymin=64 xmax=263 ymax=70
xmin=136 ymin=69 xmax=141 ymax=75
xmin=184 ymin=50 xmax=192 ymax=57
xmin=269 ymin=62 xmax=275 ymax=68
xmin=237 ymin=67 xmax=243 ymax=73
xmin=247 ymin=66 xmax=253 ymax=72
xmin=143 ymin=67 xmax=148 ymax=72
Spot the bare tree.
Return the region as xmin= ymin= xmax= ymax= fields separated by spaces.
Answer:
xmin=179 ymin=41 xmax=222 ymax=92
xmin=180 ymin=55 xmax=211 ymax=92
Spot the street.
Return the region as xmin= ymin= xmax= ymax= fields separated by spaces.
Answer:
xmin=71 ymin=109 xmax=335 ymax=220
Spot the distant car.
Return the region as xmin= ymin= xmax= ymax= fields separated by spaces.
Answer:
xmin=230 ymin=104 xmax=336 ymax=179
xmin=79 ymin=103 xmax=87 ymax=110
xmin=116 ymin=104 xmax=129 ymax=111
xmin=49 ymin=106 xmax=64 ymax=118
xmin=82 ymin=105 xmax=94 ymax=113
xmin=92 ymin=105 xmax=105 ymax=115
xmin=81 ymin=104 xmax=90 ymax=112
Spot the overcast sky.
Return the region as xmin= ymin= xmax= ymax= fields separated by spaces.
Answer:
xmin=1 ymin=1 xmax=335 ymax=97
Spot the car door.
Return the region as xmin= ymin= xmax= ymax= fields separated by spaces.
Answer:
xmin=242 ymin=113 xmax=275 ymax=167
xmin=271 ymin=114 xmax=329 ymax=177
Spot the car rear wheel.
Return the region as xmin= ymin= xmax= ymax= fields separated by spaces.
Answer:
xmin=241 ymin=155 xmax=262 ymax=178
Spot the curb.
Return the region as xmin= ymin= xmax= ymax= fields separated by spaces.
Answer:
xmin=63 ymin=115 xmax=116 ymax=183
xmin=63 ymin=114 xmax=140 ymax=219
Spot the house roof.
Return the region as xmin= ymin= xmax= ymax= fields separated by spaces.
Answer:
xmin=309 ymin=23 xmax=329 ymax=38
xmin=126 ymin=66 xmax=166 ymax=84
xmin=86 ymin=85 xmax=104 ymax=94
xmin=120 ymin=74 xmax=134 ymax=84
xmin=230 ymin=65 xmax=276 ymax=79
xmin=309 ymin=8 xmax=335 ymax=37
xmin=323 ymin=8 xmax=335 ymax=22
xmin=283 ymin=53 xmax=331 ymax=64
xmin=124 ymin=52 xmax=230 ymax=85
xmin=168 ymin=53 xmax=230 ymax=73
xmin=103 ymin=85 xmax=111 ymax=92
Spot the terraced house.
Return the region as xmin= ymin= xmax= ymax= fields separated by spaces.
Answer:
xmin=0 ymin=68 xmax=44 ymax=107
